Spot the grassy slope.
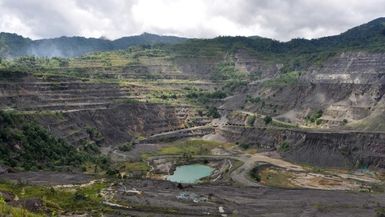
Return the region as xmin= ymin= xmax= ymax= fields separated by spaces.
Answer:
xmin=0 ymin=181 xmax=107 ymax=215
xmin=0 ymin=111 xmax=109 ymax=171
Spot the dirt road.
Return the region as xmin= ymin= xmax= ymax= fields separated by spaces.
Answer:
xmin=148 ymin=151 xmax=306 ymax=187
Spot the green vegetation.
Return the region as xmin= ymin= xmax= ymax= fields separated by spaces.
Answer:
xmin=0 ymin=32 xmax=186 ymax=58
xmin=186 ymin=89 xmax=227 ymax=104
xmin=118 ymin=161 xmax=150 ymax=174
xmin=212 ymin=61 xmax=246 ymax=81
xmin=159 ymin=93 xmax=177 ymax=100
xmin=2 ymin=18 xmax=385 ymax=76
xmin=250 ymin=167 xmax=261 ymax=182
xmin=305 ymin=109 xmax=323 ymax=124
xmin=239 ymin=143 xmax=252 ymax=150
xmin=377 ymin=207 xmax=385 ymax=217
xmin=257 ymin=166 xmax=294 ymax=188
xmin=271 ymin=119 xmax=297 ymax=128
xmin=278 ymin=141 xmax=290 ymax=152
xmin=1 ymin=18 xmax=385 ymax=216
xmin=263 ymin=71 xmax=300 ymax=87
xmin=0 ymin=181 xmax=107 ymax=215
xmin=0 ymin=111 xmax=109 ymax=171
xmin=119 ymin=98 xmax=141 ymax=104
xmin=106 ymin=160 xmax=150 ymax=178
xmin=118 ymin=142 xmax=135 ymax=152
xmin=0 ymin=57 xmax=41 ymax=72
xmin=167 ymin=39 xmax=225 ymax=57
xmin=154 ymin=139 xmax=226 ymax=156
xmin=246 ymin=115 xmax=256 ymax=126
xmin=222 ymin=79 xmax=247 ymax=92
xmin=2 ymin=27 xmax=380 ymax=90
xmin=85 ymin=127 xmax=104 ymax=145
xmin=0 ymin=196 xmax=43 ymax=217
xmin=0 ymin=69 xmax=28 ymax=81
xmin=246 ymin=95 xmax=261 ymax=104
xmin=263 ymin=116 xmax=273 ymax=125
xmin=207 ymin=107 xmax=221 ymax=118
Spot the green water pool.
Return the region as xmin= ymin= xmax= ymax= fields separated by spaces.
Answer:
xmin=166 ymin=164 xmax=214 ymax=184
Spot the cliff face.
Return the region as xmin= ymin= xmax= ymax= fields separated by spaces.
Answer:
xmin=216 ymin=51 xmax=385 ymax=169
xmin=2 ymin=50 xmax=385 ymax=146
xmin=2 ymin=18 xmax=385 ymax=176
xmin=223 ymin=51 xmax=385 ymax=168
xmin=284 ymin=131 xmax=385 ymax=169
xmin=37 ymin=103 xmax=191 ymax=146
xmin=239 ymin=52 xmax=385 ymax=129
xmin=303 ymin=52 xmax=385 ymax=127
xmin=306 ymin=52 xmax=385 ymax=83
xmin=0 ymin=71 xmax=201 ymax=147
xmin=0 ymin=45 xmax=277 ymax=148
xmin=2 ymin=36 xmax=385 ymax=170
xmin=220 ymin=126 xmax=385 ymax=168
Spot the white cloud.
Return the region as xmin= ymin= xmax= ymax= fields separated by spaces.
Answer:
xmin=132 ymin=0 xmax=206 ymax=29
xmin=0 ymin=14 xmax=34 ymax=38
xmin=0 ymin=0 xmax=384 ymax=41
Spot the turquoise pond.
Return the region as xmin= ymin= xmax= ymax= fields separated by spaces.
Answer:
xmin=166 ymin=164 xmax=215 ymax=184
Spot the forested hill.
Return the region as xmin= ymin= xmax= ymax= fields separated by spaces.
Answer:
xmin=210 ymin=17 xmax=385 ymax=54
xmin=0 ymin=32 xmax=187 ymax=58
xmin=0 ymin=17 xmax=385 ymax=58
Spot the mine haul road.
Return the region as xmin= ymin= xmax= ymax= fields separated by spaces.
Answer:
xmin=148 ymin=152 xmax=304 ymax=187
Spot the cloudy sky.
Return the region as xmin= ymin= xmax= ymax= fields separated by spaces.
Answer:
xmin=0 ymin=0 xmax=385 ymax=41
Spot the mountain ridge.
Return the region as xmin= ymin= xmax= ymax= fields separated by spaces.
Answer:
xmin=0 ymin=17 xmax=384 ymax=58
xmin=0 ymin=32 xmax=188 ymax=58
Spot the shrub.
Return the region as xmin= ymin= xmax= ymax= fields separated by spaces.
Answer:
xmin=211 ymin=61 xmax=246 ymax=81
xmin=160 ymin=93 xmax=177 ymax=100
xmin=74 ymin=191 xmax=87 ymax=201
xmin=263 ymin=116 xmax=272 ymax=125
xmin=118 ymin=142 xmax=134 ymax=152
xmin=263 ymin=71 xmax=300 ymax=87
xmin=222 ymin=79 xmax=247 ymax=92
xmin=86 ymin=127 xmax=104 ymax=143
xmin=278 ymin=141 xmax=290 ymax=152
xmin=247 ymin=115 xmax=256 ymax=126
xmin=305 ymin=109 xmax=323 ymax=123
xmin=186 ymin=90 xmax=227 ymax=104
xmin=0 ymin=111 xmax=107 ymax=171
xmin=246 ymin=95 xmax=261 ymax=104
xmin=207 ymin=107 xmax=220 ymax=118
xmin=250 ymin=167 xmax=261 ymax=182
xmin=106 ymin=169 xmax=120 ymax=176
xmin=240 ymin=143 xmax=251 ymax=150
xmin=376 ymin=207 xmax=385 ymax=217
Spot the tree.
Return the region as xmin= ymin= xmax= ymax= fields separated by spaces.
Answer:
xmin=247 ymin=115 xmax=256 ymax=126
xmin=74 ymin=191 xmax=87 ymax=201
xmin=207 ymin=107 xmax=220 ymax=118
xmin=263 ymin=116 xmax=272 ymax=125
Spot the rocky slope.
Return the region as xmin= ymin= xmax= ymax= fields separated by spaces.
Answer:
xmin=220 ymin=126 xmax=385 ymax=168
xmin=1 ymin=18 xmax=385 ymax=170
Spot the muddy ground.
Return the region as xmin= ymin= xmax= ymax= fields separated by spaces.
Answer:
xmin=106 ymin=179 xmax=385 ymax=217
xmin=1 ymin=170 xmax=385 ymax=216
xmin=0 ymin=171 xmax=93 ymax=185
xmin=2 ymin=140 xmax=385 ymax=217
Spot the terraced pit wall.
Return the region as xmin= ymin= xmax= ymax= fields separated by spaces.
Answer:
xmin=37 ymin=103 xmax=193 ymax=146
xmin=0 ymin=72 xmax=203 ymax=147
xmin=244 ymin=52 xmax=385 ymax=128
xmin=220 ymin=126 xmax=385 ymax=169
